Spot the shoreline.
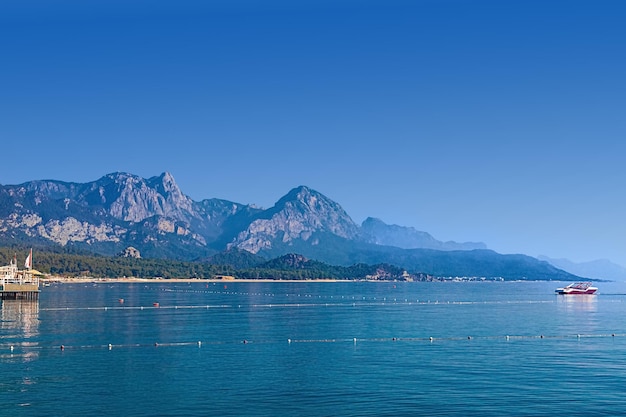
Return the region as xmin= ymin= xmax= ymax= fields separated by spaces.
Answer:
xmin=42 ymin=277 xmax=346 ymax=284
xmin=39 ymin=277 xmax=571 ymax=284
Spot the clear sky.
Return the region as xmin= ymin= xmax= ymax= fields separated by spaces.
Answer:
xmin=1 ymin=0 xmax=625 ymax=266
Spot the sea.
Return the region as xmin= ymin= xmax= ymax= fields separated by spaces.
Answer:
xmin=2 ymin=280 xmax=626 ymax=416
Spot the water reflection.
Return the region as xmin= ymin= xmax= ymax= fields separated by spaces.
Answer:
xmin=0 ymin=299 xmax=40 ymax=361
xmin=555 ymin=294 xmax=598 ymax=312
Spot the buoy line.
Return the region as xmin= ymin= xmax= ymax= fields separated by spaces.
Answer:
xmin=40 ymin=304 xmax=233 ymax=312
xmin=38 ymin=299 xmax=564 ymax=312
xmin=152 ymin=287 xmax=625 ymax=300
xmin=2 ymin=333 xmax=626 ymax=354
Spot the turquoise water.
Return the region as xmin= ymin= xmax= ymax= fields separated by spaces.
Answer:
xmin=2 ymin=280 xmax=626 ymax=416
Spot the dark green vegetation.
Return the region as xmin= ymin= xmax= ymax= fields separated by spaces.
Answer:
xmin=251 ymin=232 xmax=584 ymax=281
xmin=0 ymin=244 xmax=583 ymax=281
xmin=0 ymin=173 xmax=588 ymax=281
xmin=0 ymin=247 xmax=426 ymax=281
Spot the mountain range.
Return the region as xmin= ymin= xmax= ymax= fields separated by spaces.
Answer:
xmin=0 ymin=171 xmax=586 ymax=281
xmin=538 ymin=256 xmax=626 ymax=282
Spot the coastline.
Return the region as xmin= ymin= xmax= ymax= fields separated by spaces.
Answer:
xmin=42 ymin=276 xmax=344 ymax=284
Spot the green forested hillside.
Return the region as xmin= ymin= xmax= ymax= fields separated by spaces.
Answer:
xmin=0 ymin=247 xmax=418 ymax=281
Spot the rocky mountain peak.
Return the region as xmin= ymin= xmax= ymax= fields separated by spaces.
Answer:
xmin=229 ymin=185 xmax=360 ymax=254
xmin=151 ymin=172 xmax=180 ymax=195
xmin=275 ymin=185 xmax=337 ymax=213
xmin=148 ymin=172 xmax=192 ymax=212
xmin=0 ymin=171 xmax=587 ymax=281
xmin=99 ymin=171 xmax=194 ymax=223
xmin=277 ymin=185 xmax=314 ymax=201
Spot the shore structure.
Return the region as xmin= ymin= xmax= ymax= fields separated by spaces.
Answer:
xmin=0 ymin=250 xmax=40 ymax=300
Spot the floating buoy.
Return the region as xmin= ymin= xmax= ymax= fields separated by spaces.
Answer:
xmin=10 ymin=346 xmax=14 ymax=352
xmin=242 ymin=340 xmax=248 ymax=344
xmin=60 ymin=345 xmax=65 ymax=351
xmin=154 ymin=342 xmax=159 ymax=347
xmin=429 ymin=337 xmax=433 ymax=342
xmin=506 ymin=335 xmax=510 ymax=341
xmin=118 ymin=298 xmax=124 ymax=304
xmin=198 ymin=341 xmax=202 ymax=347
xmin=108 ymin=344 xmax=112 ymax=350
xmin=288 ymin=339 xmax=291 ymax=344
xmin=153 ymin=302 xmax=159 ymax=308
xmin=467 ymin=336 xmax=472 ymax=340
xmin=353 ymin=338 xmax=357 ymax=344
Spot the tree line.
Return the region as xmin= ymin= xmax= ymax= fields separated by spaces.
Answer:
xmin=0 ymin=246 xmax=420 ymax=281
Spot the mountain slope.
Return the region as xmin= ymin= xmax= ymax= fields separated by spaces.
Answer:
xmin=228 ymin=185 xmax=360 ymax=253
xmin=0 ymin=172 xmax=585 ymax=281
xmin=361 ymin=217 xmax=486 ymax=250
xmin=538 ymin=256 xmax=626 ymax=281
xmin=0 ymin=172 xmax=252 ymax=259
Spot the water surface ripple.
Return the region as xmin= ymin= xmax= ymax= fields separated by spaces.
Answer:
xmin=2 ymin=281 xmax=625 ymax=416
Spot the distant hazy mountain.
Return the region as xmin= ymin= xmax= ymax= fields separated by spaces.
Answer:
xmin=361 ymin=217 xmax=486 ymax=251
xmin=0 ymin=171 xmax=583 ymax=281
xmin=538 ymin=256 xmax=626 ymax=281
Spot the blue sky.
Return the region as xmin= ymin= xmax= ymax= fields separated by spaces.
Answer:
xmin=2 ymin=0 xmax=625 ymax=266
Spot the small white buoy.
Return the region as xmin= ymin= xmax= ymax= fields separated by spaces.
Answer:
xmin=10 ymin=345 xmax=14 ymax=352
xmin=429 ymin=337 xmax=433 ymax=342
xmin=577 ymin=334 xmax=581 ymax=339
xmin=288 ymin=339 xmax=291 ymax=344
xmin=108 ymin=344 xmax=112 ymax=350
xmin=506 ymin=335 xmax=510 ymax=341
xmin=198 ymin=341 xmax=202 ymax=347
xmin=353 ymin=338 xmax=357 ymax=344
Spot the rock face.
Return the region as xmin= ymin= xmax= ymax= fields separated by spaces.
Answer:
xmin=229 ymin=186 xmax=360 ymax=254
xmin=0 ymin=172 xmax=487 ymax=262
xmin=120 ymin=246 xmax=141 ymax=258
xmin=0 ymin=172 xmax=252 ymax=258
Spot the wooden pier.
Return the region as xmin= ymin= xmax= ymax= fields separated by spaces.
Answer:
xmin=0 ymin=284 xmax=40 ymax=300
xmin=1 ymin=257 xmax=40 ymax=300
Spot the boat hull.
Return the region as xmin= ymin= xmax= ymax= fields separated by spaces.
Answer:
xmin=555 ymin=289 xmax=597 ymax=295
xmin=555 ymin=282 xmax=598 ymax=295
